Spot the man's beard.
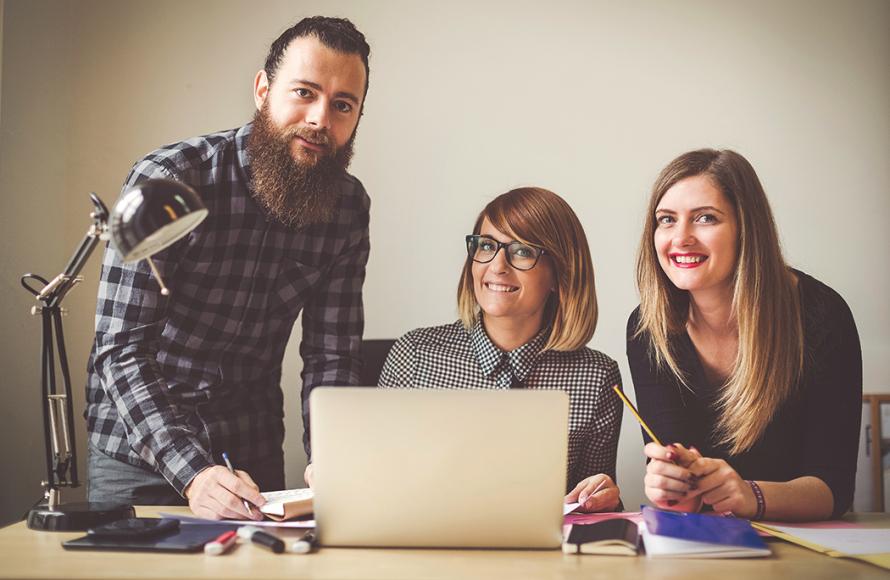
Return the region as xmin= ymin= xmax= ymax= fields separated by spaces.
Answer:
xmin=246 ymin=104 xmax=355 ymax=229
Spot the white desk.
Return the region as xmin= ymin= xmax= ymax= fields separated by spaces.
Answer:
xmin=1 ymin=507 xmax=887 ymax=579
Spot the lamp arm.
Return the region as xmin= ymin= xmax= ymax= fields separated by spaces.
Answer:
xmin=42 ymin=195 xmax=109 ymax=308
xmin=51 ymin=310 xmax=79 ymax=487
xmin=24 ymin=193 xmax=110 ymax=505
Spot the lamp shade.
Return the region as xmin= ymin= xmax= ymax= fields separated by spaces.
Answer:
xmin=110 ymin=178 xmax=208 ymax=262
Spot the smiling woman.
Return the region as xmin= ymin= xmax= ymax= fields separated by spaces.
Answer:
xmin=628 ymin=149 xmax=863 ymax=523
xmin=379 ymin=187 xmax=624 ymax=513
xmin=652 ymin=175 xmax=739 ymax=300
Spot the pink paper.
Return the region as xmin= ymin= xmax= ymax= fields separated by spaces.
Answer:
xmin=563 ymin=511 xmax=643 ymax=526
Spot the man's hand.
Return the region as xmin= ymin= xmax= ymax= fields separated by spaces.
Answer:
xmin=565 ymin=474 xmax=621 ymax=513
xmin=184 ymin=465 xmax=266 ymax=520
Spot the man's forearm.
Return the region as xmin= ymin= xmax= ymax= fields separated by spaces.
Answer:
xmin=94 ymin=342 xmax=214 ymax=494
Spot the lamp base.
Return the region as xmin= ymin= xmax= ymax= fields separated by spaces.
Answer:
xmin=27 ymin=501 xmax=135 ymax=531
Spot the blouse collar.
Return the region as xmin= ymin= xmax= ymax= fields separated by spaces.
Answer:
xmin=469 ymin=318 xmax=550 ymax=384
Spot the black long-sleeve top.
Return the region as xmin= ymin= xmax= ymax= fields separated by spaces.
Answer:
xmin=626 ymin=270 xmax=862 ymax=518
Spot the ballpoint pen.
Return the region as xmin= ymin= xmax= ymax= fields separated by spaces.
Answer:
xmin=221 ymin=451 xmax=254 ymax=517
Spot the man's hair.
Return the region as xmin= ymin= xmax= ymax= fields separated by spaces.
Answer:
xmin=457 ymin=187 xmax=599 ymax=352
xmin=264 ymin=16 xmax=371 ymax=95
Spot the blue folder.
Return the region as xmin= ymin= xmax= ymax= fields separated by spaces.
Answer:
xmin=642 ymin=506 xmax=769 ymax=556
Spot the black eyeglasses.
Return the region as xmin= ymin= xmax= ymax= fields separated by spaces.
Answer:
xmin=465 ymin=235 xmax=546 ymax=271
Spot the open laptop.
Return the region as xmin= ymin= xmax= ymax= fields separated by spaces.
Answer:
xmin=309 ymin=387 xmax=568 ymax=549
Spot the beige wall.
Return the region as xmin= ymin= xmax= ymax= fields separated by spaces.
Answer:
xmin=1 ymin=0 xmax=888 ymax=525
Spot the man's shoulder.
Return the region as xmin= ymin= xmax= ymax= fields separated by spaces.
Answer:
xmin=338 ymin=171 xmax=371 ymax=211
xmin=132 ymin=125 xmax=245 ymax=181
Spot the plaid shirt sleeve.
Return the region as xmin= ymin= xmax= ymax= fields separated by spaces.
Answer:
xmin=91 ymin=158 xmax=214 ymax=495
xmin=298 ymin=187 xmax=370 ymax=457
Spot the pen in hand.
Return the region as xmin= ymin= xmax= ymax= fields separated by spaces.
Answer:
xmin=221 ymin=451 xmax=255 ymax=518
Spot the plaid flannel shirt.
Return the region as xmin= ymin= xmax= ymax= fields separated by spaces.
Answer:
xmin=85 ymin=123 xmax=369 ymax=495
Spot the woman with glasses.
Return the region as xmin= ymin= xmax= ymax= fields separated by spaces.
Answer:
xmin=379 ymin=187 xmax=623 ymax=513
xmin=628 ymin=149 xmax=861 ymax=521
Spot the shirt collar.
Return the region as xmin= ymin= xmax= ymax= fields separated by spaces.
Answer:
xmin=235 ymin=122 xmax=253 ymax=185
xmin=470 ymin=318 xmax=550 ymax=382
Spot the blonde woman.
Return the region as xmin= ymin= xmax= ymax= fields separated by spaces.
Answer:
xmin=380 ymin=187 xmax=623 ymax=512
xmin=628 ymin=149 xmax=861 ymax=522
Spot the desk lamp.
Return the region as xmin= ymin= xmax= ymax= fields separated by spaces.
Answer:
xmin=21 ymin=178 xmax=208 ymax=531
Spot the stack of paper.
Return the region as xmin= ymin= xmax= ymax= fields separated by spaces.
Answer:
xmin=259 ymin=488 xmax=314 ymax=521
xmin=753 ymin=521 xmax=890 ymax=570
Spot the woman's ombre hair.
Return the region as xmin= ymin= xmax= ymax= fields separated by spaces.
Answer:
xmin=457 ymin=187 xmax=597 ymax=352
xmin=635 ymin=149 xmax=803 ymax=454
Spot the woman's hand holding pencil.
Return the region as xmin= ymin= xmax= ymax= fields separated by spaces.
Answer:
xmin=610 ymin=384 xmax=760 ymax=517
xmin=644 ymin=444 xmax=760 ymax=518
xmin=643 ymin=442 xmax=704 ymax=511
xmin=610 ymin=384 xmax=702 ymax=512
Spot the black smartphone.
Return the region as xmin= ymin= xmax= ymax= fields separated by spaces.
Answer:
xmin=64 ymin=523 xmax=233 ymax=553
xmin=87 ymin=517 xmax=180 ymax=539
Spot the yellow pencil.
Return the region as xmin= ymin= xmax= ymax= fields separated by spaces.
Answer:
xmin=611 ymin=384 xmax=664 ymax=447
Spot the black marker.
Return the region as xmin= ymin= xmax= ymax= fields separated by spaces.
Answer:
xmin=289 ymin=530 xmax=317 ymax=554
xmin=237 ymin=526 xmax=285 ymax=553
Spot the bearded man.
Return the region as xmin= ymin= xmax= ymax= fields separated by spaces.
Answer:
xmin=85 ymin=17 xmax=371 ymax=520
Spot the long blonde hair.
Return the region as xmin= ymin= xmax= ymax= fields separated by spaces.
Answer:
xmin=458 ymin=187 xmax=597 ymax=352
xmin=635 ymin=149 xmax=803 ymax=454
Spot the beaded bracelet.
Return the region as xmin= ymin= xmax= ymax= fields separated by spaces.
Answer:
xmin=746 ymin=480 xmax=766 ymax=520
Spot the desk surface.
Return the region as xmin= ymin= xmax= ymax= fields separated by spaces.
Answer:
xmin=1 ymin=507 xmax=888 ymax=580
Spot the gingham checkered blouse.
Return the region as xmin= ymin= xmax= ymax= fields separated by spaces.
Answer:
xmin=85 ymin=123 xmax=370 ymax=495
xmin=379 ymin=320 xmax=623 ymax=489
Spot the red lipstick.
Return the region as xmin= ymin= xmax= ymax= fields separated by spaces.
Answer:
xmin=669 ymin=253 xmax=708 ymax=269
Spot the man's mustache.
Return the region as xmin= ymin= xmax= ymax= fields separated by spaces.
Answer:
xmin=282 ymin=126 xmax=333 ymax=152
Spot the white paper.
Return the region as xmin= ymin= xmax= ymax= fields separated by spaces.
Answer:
xmin=766 ymin=526 xmax=890 ymax=555
xmin=160 ymin=512 xmax=315 ymax=529
xmin=259 ymin=487 xmax=314 ymax=517
xmin=261 ymin=488 xmax=314 ymax=502
xmin=563 ymin=502 xmax=581 ymax=515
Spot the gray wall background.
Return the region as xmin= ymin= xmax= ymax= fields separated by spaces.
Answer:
xmin=1 ymin=0 xmax=888 ymax=525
